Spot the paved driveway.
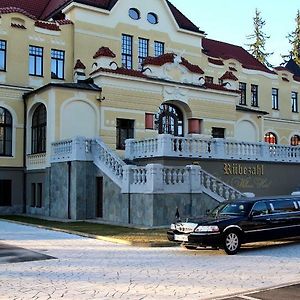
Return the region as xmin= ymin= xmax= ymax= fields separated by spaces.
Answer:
xmin=0 ymin=220 xmax=299 ymax=300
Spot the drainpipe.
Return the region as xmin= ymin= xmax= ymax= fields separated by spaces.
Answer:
xmin=22 ymin=94 xmax=27 ymax=214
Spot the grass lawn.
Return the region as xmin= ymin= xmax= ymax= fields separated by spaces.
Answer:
xmin=0 ymin=215 xmax=174 ymax=246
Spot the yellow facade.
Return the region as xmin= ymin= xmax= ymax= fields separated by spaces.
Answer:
xmin=0 ymin=0 xmax=299 ymax=171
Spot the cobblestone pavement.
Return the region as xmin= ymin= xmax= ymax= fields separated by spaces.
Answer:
xmin=0 ymin=220 xmax=299 ymax=300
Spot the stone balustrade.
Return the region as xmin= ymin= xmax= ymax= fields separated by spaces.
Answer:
xmin=125 ymin=134 xmax=300 ymax=163
xmin=51 ymin=137 xmax=245 ymax=201
xmin=26 ymin=152 xmax=48 ymax=170
xmin=51 ymin=136 xmax=93 ymax=163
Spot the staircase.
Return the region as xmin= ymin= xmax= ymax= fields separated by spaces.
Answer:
xmin=51 ymin=136 xmax=244 ymax=202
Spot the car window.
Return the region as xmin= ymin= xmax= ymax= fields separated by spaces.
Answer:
xmin=219 ymin=202 xmax=250 ymax=216
xmin=251 ymin=201 xmax=269 ymax=216
xmin=270 ymin=199 xmax=297 ymax=213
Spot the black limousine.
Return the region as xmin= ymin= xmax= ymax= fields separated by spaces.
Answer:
xmin=167 ymin=195 xmax=300 ymax=254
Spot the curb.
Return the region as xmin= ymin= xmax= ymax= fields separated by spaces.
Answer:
xmin=0 ymin=219 xmax=176 ymax=247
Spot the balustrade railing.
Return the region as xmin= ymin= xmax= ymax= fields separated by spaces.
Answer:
xmin=201 ymin=169 xmax=244 ymax=201
xmin=27 ymin=153 xmax=48 ymax=170
xmin=51 ymin=137 xmax=246 ymax=201
xmin=125 ymin=134 xmax=300 ymax=163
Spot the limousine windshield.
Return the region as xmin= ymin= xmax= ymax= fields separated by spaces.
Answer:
xmin=210 ymin=202 xmax=252 ymax=217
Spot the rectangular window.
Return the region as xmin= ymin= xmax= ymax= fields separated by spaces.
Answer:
xmin=0 ymin=40 xmax=7 ymax=71
xmin=145 ymin=113 xmax=154 ymax=129
xmin=239 ymin=82 xmax=247 ymax=105
xmin=205 ymin=76 xmax=213 ymax=84
xmin=154 ymin=41 xmax=164 ymax=57
xmin=51 ymin=49 xmax=65 ymax=79
xmin=138 ymin=38 xmax=149 ymax=70
xmin=251 ymin=84 xmax=258 ymax=107
xmin=212 ymin=127 xmax=225 ymax=138
xmin=122 ymin=34 xmax=133 ymax=69
xmin=292 ymin=91 xmax=298 ymax=113
xmin=116 ymin=118 xmax=134 ymax=150
xmin=29 ymin=46 xmax=43 ymax=76
xmin=0 ymin=180 xmax=11 ymax=206
xmin=272 ymin=88 xmax=279 ymax=110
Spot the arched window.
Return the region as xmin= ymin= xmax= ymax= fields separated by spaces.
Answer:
xmin=156 ymin=104 xmax=183 ymax=136
xmin=264 ymin=132 xmax=277 ymax=144
xmin=0 ymin=107 xmax=12 ymax=156
xmin=32 ymin=104 xmax=47 ymax=154
xmin=291 ymin=135 xmax=300 ymax=146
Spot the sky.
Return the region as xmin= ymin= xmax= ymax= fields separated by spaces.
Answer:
xmin=169 ymin=0 xmax=300 ymax=67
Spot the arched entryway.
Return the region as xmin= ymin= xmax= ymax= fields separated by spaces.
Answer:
xmin=156 ymin=103 xmax=184 ymax=136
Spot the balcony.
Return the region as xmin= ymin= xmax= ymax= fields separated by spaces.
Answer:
xmin=125 ymin=134 xmax=300 ymax=163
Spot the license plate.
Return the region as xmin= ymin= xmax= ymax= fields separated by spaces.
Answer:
xmin=174 ymin=234 xmax=188 ymax=242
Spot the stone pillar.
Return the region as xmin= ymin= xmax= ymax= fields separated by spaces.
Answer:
xmin=125 ymin=139 xmax=136 ymax=160
xmin=146 ymin=164 xmax=163 ymax=193
xmin=157 ymin=134 xmax=173 ymax=157
xmin=186 ymin=165 xmax=203 ymax=193
xmin=121 ymin=165 xmax=133 ymax=193
xmin=212 ymin=138 xmax=225 ymax=159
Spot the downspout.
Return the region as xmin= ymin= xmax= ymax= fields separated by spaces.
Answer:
xmin=22 ymin=94 xmax=28 ymax=214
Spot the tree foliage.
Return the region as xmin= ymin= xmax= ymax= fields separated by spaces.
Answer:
xmin=283 ymin=10 xmax=300 ymax=65
xmin=246 ymin=9 xmax=273 ymax=67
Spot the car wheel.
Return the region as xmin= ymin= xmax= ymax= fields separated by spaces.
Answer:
xmin=184 ymin=245 xmax=198 ymax=250
xmin=223 ymin=231 xmax=240 ymax=255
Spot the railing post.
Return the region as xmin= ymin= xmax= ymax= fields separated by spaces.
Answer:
xmin=157 ymin=134 xmax=173 ymax=157
xmin=186 ymin=165 xmax=202 ymax=193
xmin=260 ymin=142 xmax=271 ymax=161
xmin=121 ymin=165 xmax=133 ymax=193
xmin=125 ymin=139 xmax=136 ymax=160
xmin=146 ymin=163 xmax=163 ymax=193
xmin=212 ymin=138 xmax=225 ymax=159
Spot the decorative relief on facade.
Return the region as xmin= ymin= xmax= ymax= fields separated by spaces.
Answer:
xmin=163 ymin=86 xmax=188 ymax=103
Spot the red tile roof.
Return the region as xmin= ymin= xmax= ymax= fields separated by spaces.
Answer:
xmin=180 ymin=57 xmax=204 ymax=74
xmin=208 ymin=57 xmax=224 ymax=66
xmin=220 ymin=71 xmax=238 ymax=81
xmin=143 ymin=53 xmax=175 ymax=66
xmin=202 ymin=38 xmax=275 ymax=74
xmin=91 ymin=67 xmax=239 ymax=94
xmin=93 ymin=47 xmax=116 ymax=59
xmin=0 ymin=6 xmax=37 ymax=20
xmin=74 ymin=59 xmax=86 ymax=69
xmin=0 ymin=1 xmax=203 ymax=34
xmin=90 ymin=67 xmax=147 ymax=78
xmin=35 ymin=20 xmax=61 ymax=31
xmin=143 ymin=53 xmax=204 ymax=74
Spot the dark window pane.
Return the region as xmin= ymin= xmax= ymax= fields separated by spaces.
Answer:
xmin=0 ymin=107 xmax=12 ymax=156
xmin=0 ymin=180 xmax=11 ymax=206
xmin=116 ymin=118 xmax=134 ymax=150
xmin=51 ymin=49 xmax=65 ymax=79
xmin=31 ymin=104 xmax=47 ymax=154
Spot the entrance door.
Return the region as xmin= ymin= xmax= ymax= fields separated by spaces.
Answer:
xmin=157 ymin=104 xmax=183 ymax=136
xmin=96 ymin=177 xmax=103 ymax=218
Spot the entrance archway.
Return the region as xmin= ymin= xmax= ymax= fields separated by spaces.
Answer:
xmin=156 ymin=103 xmax=183 ymax=136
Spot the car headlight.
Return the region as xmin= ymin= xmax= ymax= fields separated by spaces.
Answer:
xmin=170 ymin=223 xmax=176 ymax=230
xmin=194 ymin=225 xmax=219 ymax=233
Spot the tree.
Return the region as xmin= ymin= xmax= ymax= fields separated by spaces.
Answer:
xmin=246 ymin=9 xmax=273 ymax=67
xmin=283 ymin=10 xmax=300 ymax=65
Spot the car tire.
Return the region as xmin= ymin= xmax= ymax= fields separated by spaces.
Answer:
xmin=223 ymin=231 xmax=241 ymax=255
xmin=184 ymin=245 xmax=198 ymax=250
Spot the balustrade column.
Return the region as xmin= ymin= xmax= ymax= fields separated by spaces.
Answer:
xmin=186 ymin=165 xmax=202 ymax=193
xmin=146 ymin=164 xmax=164 ymax=193
xmin=125 ymin=139 xmax=136 ymax=160
xmin=157 ymin=134 xmax=173 ymax=157
xmin=212 ymin=138 xmax=225 ymax=159
xmin=121 ymin=165 xmax=134 ymax=193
